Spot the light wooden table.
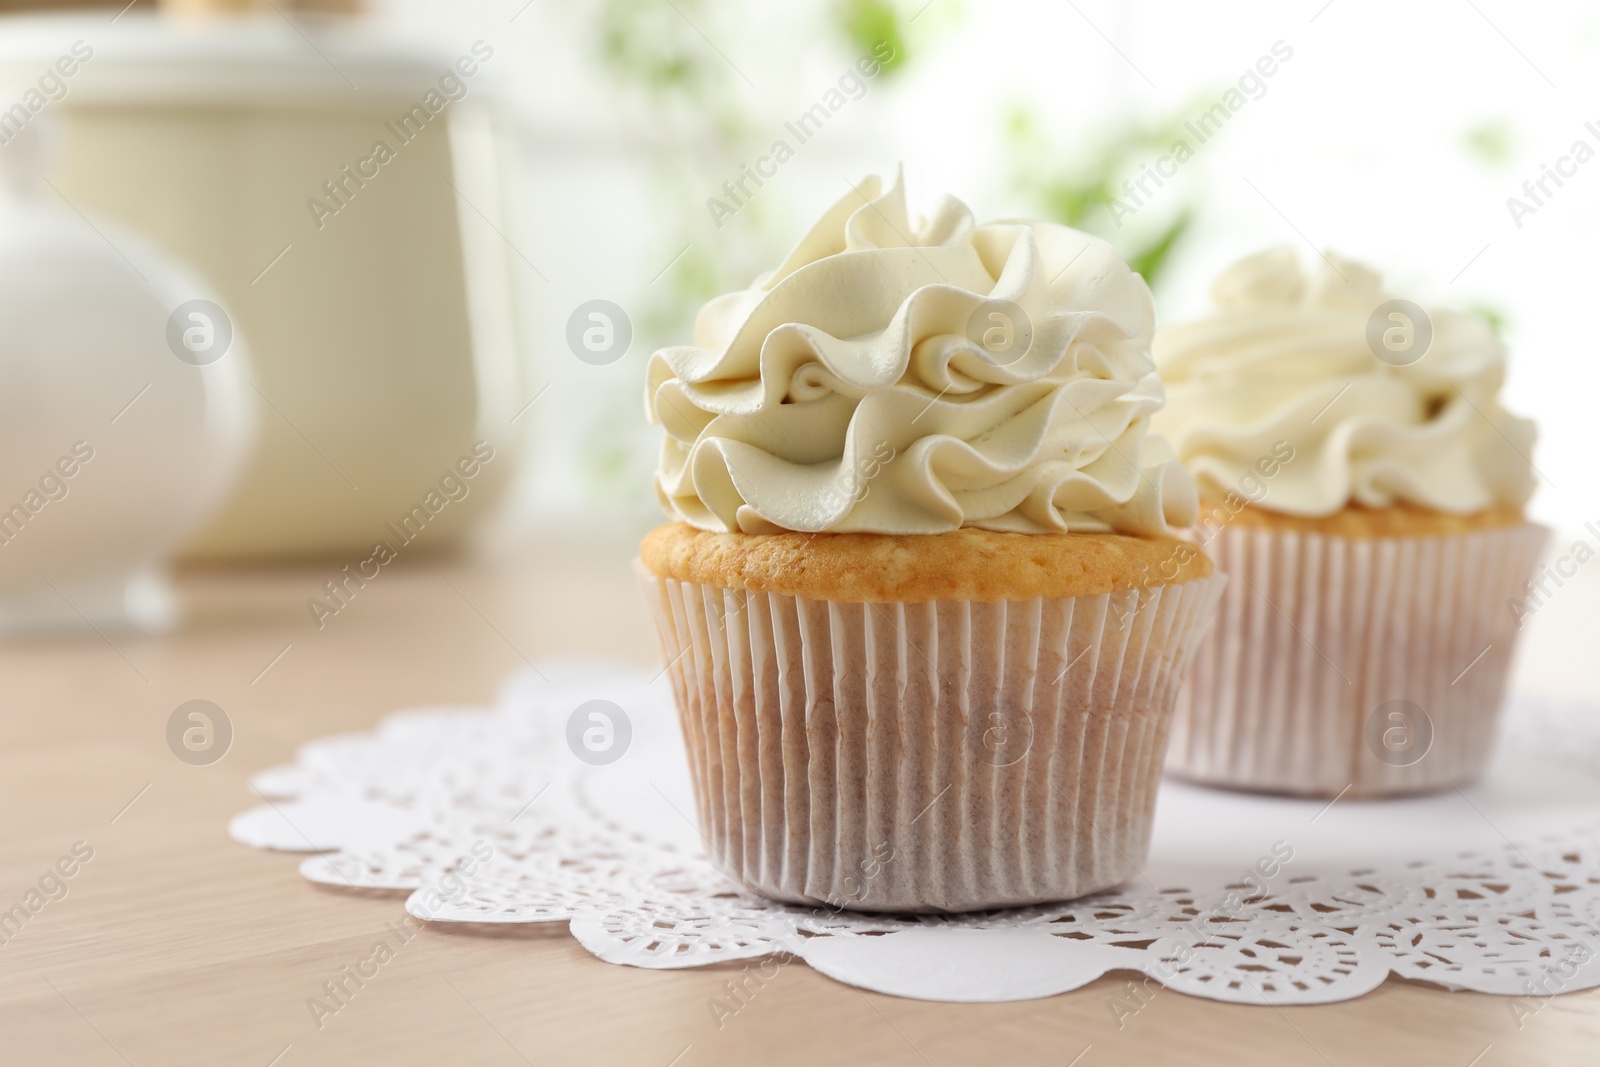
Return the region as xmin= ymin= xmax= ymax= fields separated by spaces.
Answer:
xmin=2 ymin=526 xmax=1597 ymax=1066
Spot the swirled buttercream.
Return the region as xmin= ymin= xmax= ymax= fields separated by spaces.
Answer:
xmin=646 ymin=172 xmax=1196 ymax=536
xmin=1152 ymin=247 xmax=1536 ymax=517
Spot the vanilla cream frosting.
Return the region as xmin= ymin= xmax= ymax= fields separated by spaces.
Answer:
xmin=646 ymin=172 xmax=1197 ymax=536
xmin=1153 ymin=247 xmax=1536 ymax=517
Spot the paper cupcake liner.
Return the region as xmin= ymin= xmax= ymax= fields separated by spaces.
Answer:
xmin=1167 ymin=522 xmax=1549 ymax=797
xmin=638 ymin=563 xmax=1226 ymax=913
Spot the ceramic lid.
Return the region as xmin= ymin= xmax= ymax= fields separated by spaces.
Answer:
xmin=0 ymin=13 xmax=499 ymax=109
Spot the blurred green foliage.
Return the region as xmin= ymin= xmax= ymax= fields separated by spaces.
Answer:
xmin=833 ymin=0 xmax=907 ymax=76
xmin=595 ymin=0 xmax=712 ymax=95
xmin=1464 ymin=121 xmax=1514 ymax=167
xmin=592 ymin=0 xmax=941 ymax=350
xmin=580 ymin=0 xmax=932 ymax=501
xmin=1004 ymin=105 xmax=1199 ymax=291
xmin=1467 ymin=302 xmax=1508 ymax=338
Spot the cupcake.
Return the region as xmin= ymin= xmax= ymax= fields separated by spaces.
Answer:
xmin=637 ymin=172 xmax=1226 ymax=912
xmin=1153 ymin=247 xmax=1547 ymax=797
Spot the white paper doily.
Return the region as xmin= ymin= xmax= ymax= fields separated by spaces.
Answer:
xmin=231 ymin=662 xmax=1600 ymax=1005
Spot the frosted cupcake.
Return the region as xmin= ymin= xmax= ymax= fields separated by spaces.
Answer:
xmin=638 ymin=172 xmax=1226 ymax=912
xmin=1153 ymin=247 xmax=1546 ymax=797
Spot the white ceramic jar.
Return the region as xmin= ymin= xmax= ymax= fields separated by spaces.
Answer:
xmin=0 ymin=13 xmax=529 ymax=560
xmin=0 ymin=127 xmax=255 ymax=632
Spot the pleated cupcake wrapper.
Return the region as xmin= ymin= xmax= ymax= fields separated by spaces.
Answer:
xmin=638 ymin=563 xmax=1227 ymax=913
xmin=1168 ymin=522 xmax=1549 ymax=797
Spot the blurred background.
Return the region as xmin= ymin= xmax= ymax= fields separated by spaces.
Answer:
xmin=0 ymin=0 xmax=1595 ymax=675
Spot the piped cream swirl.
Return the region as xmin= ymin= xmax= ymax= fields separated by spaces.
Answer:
xmin=646 ymin=172 xmax=1197 ymax=536
xmin=1152 ymin=247 xmax=1536 ymax=517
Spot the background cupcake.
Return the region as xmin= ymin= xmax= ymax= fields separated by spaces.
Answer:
xmin=638 ymin=172 xmax=1226 ymax=912
xmin=1154 ymin=247 xmax=1547 ymax=796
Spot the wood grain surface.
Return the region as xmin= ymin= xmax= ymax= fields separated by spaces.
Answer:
xmin=1 ymin=527 xmax=1595 ymax=1066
